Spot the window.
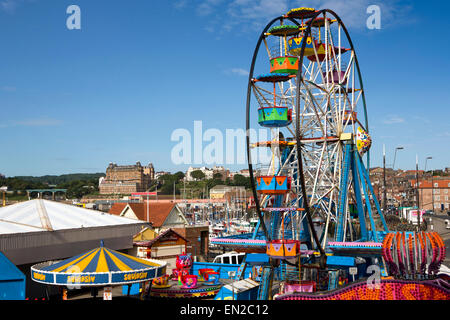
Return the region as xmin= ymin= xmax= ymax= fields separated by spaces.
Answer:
xmin=222 ymin=256 xmax=230 ymax=264
xmin=435 ymin=195 xmax=440 ymax=201
xmin=434 ymin=189 xmax=440 ymax=194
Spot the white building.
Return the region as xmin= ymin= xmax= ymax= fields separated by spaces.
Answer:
xmin=185 ymin=166 xmax=230 ymax=181
xmin=185 ymin=166 xmax=214 ymax=181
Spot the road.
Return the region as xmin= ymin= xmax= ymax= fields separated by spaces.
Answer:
xmin=424 ymin=212 xmax=450 ymax=267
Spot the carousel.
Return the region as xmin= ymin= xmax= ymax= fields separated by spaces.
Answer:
xmin=30 ymin=241 xmax=167 ymax=300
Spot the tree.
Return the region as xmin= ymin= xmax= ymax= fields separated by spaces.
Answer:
xmin=213 ymin=172 xmax=223 ymax=180
xmin=173 ymin=171 xmax=185 ymax=181
xmin=233 ymin=174 xmax=251 ymax=188
xmin=190 ymin=170 xmax=206 ymax=181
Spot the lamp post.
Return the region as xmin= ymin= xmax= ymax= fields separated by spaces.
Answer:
xmin=415 ymin=155 xmax=421 ymax=231
xmin=392 ymin=147 xmax=404 ymax=171
xmin=424 ymin=156 xmax=432 ymax=211
xmin=391 ymin=147 xmax=404 ymax=211
xmin=383 ymin=145 xmax=387 ymax=213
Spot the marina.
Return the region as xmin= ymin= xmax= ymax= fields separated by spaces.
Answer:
xmin=0 ymin=3 xmax=449 ymax=308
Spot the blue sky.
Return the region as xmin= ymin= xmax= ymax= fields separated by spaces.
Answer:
xmin=0 ymin=0 xmax=449 ymax=176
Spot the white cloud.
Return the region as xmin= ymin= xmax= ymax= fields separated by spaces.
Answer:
xmin=15 ymin=117 xmax=63 ymax=127
xmin=224 ymin=68 xmax=249 ymax=76
xmin=293 ymin=0 xmax=410 ymax=30
xmin=0 ymin=0 xmax=27 ymax=14
xmin=179 ymin=0 xmax=411 ymax=33
xmin=437 ymin=131 xmax=450 ymax=137
xmin=174 ymin=0 xmax=188 ymax=10
xmin=382 ymin=115 xmax=405 ymax=125
xmin=0 ymin=117 xmax=64 ymax=128
xmin=196 ymin=0 xmax=225 ymax=16
xmin=224 ymin=0 xmax=289 ymax=31
xmin=1 ymin=86 xmax=16 ymax=92
xmin=0 ymin=0 xmax=18 ymax=13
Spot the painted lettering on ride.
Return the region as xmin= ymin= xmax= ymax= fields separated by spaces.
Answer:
xmin=67 ymin=275 xmax=96 ymax=283
xmin=33 ymin=272 xmax=46 ymax=281
xmin=123 ymin=272 xmax=148 ymax=281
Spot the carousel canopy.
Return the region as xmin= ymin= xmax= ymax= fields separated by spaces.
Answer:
xmin=31 ymin=243 xmax=166 ymax=286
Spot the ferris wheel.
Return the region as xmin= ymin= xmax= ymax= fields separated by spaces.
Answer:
xmin=246 ymin=8 xmax=377 ymax=256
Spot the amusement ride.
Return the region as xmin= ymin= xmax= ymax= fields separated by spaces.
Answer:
xmin=211 ymin=7 xmax=449 ymax=300
xmin=28 ymin=6 xmax=450 ymax=301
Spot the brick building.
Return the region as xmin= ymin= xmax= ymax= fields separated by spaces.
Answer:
xmin=173 ymin=225 xmax=209 ymax=258
xmin=99 ymin=162 xmax=154 ymax=194
xmin=414 ymin=178 xmax=450 ymax=211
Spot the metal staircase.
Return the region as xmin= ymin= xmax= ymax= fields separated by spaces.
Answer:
xmin=335 ymin=143 xmax=351 ymax=241
xmin=257 ymin=266 xmax=273 ymax=300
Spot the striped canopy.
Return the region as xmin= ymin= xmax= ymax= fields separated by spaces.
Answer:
xmin=31 ymin=245 xmax=166 ymax=286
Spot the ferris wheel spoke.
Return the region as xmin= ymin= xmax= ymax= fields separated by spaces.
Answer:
xmin=300 ymin=84 xmax=335 ymax=136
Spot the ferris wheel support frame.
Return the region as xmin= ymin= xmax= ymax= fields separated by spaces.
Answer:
xmin=246 ymin=9 xmax=374 ymax=268
xmin=294 ymin=9 xmax=372 ymax=260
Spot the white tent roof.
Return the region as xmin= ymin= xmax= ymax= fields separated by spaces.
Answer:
xmin=0 ymin=199 xmax=143 ymax=234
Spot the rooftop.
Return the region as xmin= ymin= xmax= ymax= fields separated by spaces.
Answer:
xmin=109 ymin=201 xmax=178 ymax=228
xmin=0 ymin=199 xmax=142 ymax=234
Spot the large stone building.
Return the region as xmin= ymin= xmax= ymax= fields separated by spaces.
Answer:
xmin=99 ymin=162 xmax=154 ymax=194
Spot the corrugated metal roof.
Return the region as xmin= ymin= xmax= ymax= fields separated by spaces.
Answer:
xmin=0 ymin=200 xmax=144 ymax=234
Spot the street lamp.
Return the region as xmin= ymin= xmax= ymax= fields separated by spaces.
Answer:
xmin=383 ymin=144 xmax=387 ymax=212
xmin=424 ymin=156 xmax=432 ymax=174
xmin=390 ymin=147 xmax=404 ymax=212
xmin=415 ymin=154 xmax=421 ymax=231
xmin=384 ymin=146 xmax=404 ymax=212
xmin=424 ymin=156 xmax=433 ymax=211
xmin=392 ymin=147 xmax=404 ymax=170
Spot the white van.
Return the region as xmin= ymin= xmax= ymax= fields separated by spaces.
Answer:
xmin=212 ymin=251 xmax=245 ymax=265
